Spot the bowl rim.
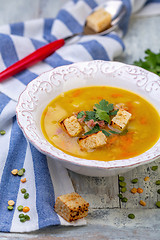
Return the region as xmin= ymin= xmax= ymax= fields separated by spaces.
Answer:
xmin=16 ymin=60 xmax=160 ymax=170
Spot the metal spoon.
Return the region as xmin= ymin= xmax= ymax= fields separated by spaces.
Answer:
xmin=0 ymin=1 xmax=126 ymax=82
xmin=65 ymin=0 xmax=126 ymax=40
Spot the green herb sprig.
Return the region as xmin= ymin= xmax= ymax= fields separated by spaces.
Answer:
xmin=134 ymin=49 xmax=160 ymax=76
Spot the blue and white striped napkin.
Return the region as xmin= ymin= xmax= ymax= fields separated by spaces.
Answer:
xmin=0 ymin=0 xmax=160 ymax=233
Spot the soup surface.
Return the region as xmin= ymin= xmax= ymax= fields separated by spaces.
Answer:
xmin=41 ymin=86 xmax=160 ymax=161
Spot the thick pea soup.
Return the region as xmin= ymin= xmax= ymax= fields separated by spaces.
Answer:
xmin=41 ymin=86 xmax=160 ymax=161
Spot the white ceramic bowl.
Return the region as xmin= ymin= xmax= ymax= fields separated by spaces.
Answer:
xmin=16 ymin=60 xmax=160 ymax=177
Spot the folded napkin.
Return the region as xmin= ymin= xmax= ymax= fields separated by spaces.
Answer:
xmin=0 ymin=0 xmax=160 ymax=233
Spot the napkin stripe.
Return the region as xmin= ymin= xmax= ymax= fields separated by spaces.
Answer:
xmin=73 ymin=0 xmax=97 ymax=9
xmin=79 ymin=40 xmax=110 ymax=60
xmin=45 ymin=52 xmax=72 ymax=68
xmin=0 ymin=34 xmax=19 ymax=67
xmin=57 ymin=10 xmax=82 ymax=33
xmin=30 ymin=144 xmax=60 ymax=228
xmin=10 ymin=143 xmax=39 ymax=232
xmin=0 ymin=93 xmax=10 ymax=114
xmin=10 ymin=22 xmax=24 ymax=36
xmin=43 ymin=18 xmax=56 ymax=42
xmin=0 ymin=118 xmax=27 ymax=232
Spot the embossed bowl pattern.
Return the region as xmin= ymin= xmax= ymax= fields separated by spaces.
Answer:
xmin=16 ymin=61 xmax=160 ymax=177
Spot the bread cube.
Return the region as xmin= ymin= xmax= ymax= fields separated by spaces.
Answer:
xmin=86 ymin=8 xmax=111 ymax=33
xmin=111 ymin=109 xmax=132 ymax=131
xmin=61 ymin=115 xmax=83 ymax=137
xmin=79 ymin=131 xmax=107 ymax=151
xmin=54 ymin=192 xmax=89 ymax=222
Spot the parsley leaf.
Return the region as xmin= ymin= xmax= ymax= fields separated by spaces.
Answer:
xmin=95 ymin=99 xmax=114 ymax=113
xmin=84 ymin=111 xmax=96 ymax=122
xmin=109 ymin=130 xmax=120 ymax=135
xmin=109 ymin=109 xmax=119 ymax=116
xmin=134 ymin=49 xmax=160 ymax=76
xmin=84 ymin=124 xmax=100 ymax=136
xmin=95 ymin=109 xmax=110 ymax=122
xmin=102 ymin=129 xmax=111 ymax=137
xmin=77 ymin=111 xmax=85 ymax=119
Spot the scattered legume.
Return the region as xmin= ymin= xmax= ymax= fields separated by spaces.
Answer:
xmin=20 ymin=217 xmax=26 ymax=223
xmin=18 ymin=169 xmax=24 ymax=176
xmin=21 ymin=168 xmax=25 ymax=173
xmin=8 ymin=200 xmax=15 ymax=206
xmin=21 ymin=188 xmax=26 ymax=194
xmin=121 ymin=187 xmax=127 ymax=193
xmin=156 ymin=201 xmax=160 ymax=208
xmin=119 ymin=182 xmax=126 ymax=187
xmin=131 ymin=178 xmax=138 ymax=184
xmin=21 ymin=178 xmax=26 ymax=183
xmin=7 ymin=206 xmax=13 ymax=211
xmin=23 ymin=206 xmax=30 ymax=213
xmin=11 ymin=169 xmax=18 ymax=175
xmin=131 ymin=187 xmax=137 ymax=194
xmin=137 ymin=188 xmax=143 ymax=194
xmin=118 ymin=194 xmax=123 ymax=199
xmin=24 ymin=193 xmax=29 ymax=199
xmin=121 ymin=197 xmax=128 ymax=203
xmin=128 ymin=213 xmax=135 ymax=219
xmin=19 ymin=214 xmax=24 ymax=218
xmin=0 ymin=130 xmax=6 ymax=135
xmin=24 ymin=215 xmax=30 ymax=220
xmin=119 ymin=176 xmax=125 ymax=182
xmin=157 ymin=189 xmax=160 ymax=194
xmin=144 ymin=176 xmax=150 ymax=181
xmin=139 ymin=200 xmax=146 ymax=206
xmin=151 ymin=166 xmax=158 ymax=171
xmin=17 ymin=205 xmax=23 ymax=211
xmin=156 ymin=180 xmax=160 ymax=185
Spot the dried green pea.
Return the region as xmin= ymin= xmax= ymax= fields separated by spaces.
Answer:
xmin=119 ymin=176 xmax=125 ymax=182
xmin=118 ymin=194 xmax=123 ymax=199
xmin=18 ymin=169 xmax=24 ymax=176
xmin=131 ymin=178 xmax=138 ymax=184
xmin=121 ymin=197 xmax=128 ymax=203
xmin=20 ymin=217 xmax=26 ymax=222
xmin=24 ymin=215 xmax=30 ymax=220
xmin=119 ymin=182 xmax=126 ymax=187
xmin=24 ymin=193 xmax=29 ymax=199
xmin=156 ymin=180 xmax=160 ymax=185
xmin=156 ymin=201 xmax=160 ymax=208
xmin=7 ymin=206 xmax=13 ymax=211
xmin=151 ymin=166 xmax=158 ymax=171
xmin=128 ymin=213 xmax=135 ymax=219
xmin=17 ymin=205 xmax=23 ymax=211
xmin=121 ymin=187 xmax=127 ymax=193
xmin=0 ymin=130 xmax=6 ymax=135
xmin=157 ymin=189 xmax=160 ymax=194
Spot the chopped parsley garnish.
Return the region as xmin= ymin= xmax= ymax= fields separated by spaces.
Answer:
xmin=84 ymin=124 xmax=101 ymax=136
xmin=83 ymin=100 xmax=118 ymax=123
xmin=77 ymin=111 xmax=85 ymax=119
xmin=84 ymin=111 xmax=97 ymax=122
xmin=84 ymin=124 xmax=111 ymax=137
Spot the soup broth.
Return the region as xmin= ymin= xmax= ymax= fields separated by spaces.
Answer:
xmin=41 ymin=86 xmax=160 ymax=161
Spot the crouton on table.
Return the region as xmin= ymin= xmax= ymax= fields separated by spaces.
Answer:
xmin=60 ymin=115 xmax=83 ymax=137
xmin=111 ymin=109 xmax=132 ymax=131
xmin=79 ymin=131 xmax=107 ymax=151
xmin=54 ymin=192 xmax=89 ymax=222
xmin=86 ymin=8 xmax=111 ymax=33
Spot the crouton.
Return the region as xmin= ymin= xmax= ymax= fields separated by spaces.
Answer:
xmin=79 ymin=131 xmax=107 ymax=151
xmin=54 ymin=192 xmax=89 ymax=222
xmin=86 ymin=8 xmax=111 ymax=33
xmin=111 ymin=109 xmax=132 ymax=131
xmin=60 ymin=115 xmax=83 ymax=137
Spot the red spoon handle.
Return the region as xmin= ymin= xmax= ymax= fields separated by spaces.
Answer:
xmin=0 ymin=38 xmax=65 ymax=82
